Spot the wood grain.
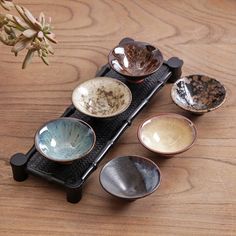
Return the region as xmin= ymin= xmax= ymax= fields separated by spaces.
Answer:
xmin=0 ymin=0 xmax=236 ymax=235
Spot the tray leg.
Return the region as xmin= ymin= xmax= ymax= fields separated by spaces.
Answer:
xmin=166 ymin=57 xmax=184 ymax=83
xmin=10 ymin=153 xmax=28 ymax=182
xmin=66 ymin=186 xmax=83 ymax=203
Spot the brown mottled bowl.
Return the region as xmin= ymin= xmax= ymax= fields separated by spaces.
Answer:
xmin=99 ymin=155 xmax=161 ymax=200
xmin=171 ymin=75 xmax=227 ymax=115
xmin=108 ymin=41 xmax=164 ymax=83
xmin=72 ymin=77 xmax=132 ymax=118
xmin=138 ymin=113 xmax=197 ymax=156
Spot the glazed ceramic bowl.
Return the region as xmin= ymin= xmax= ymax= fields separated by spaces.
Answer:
xmin=72 ymin=77 xmax=132 ymax=118
xmin=171 ymin=74 xmax=227 ymax=115
xmin=99 ymin=155 xmax=161 ymax=200
xmin=35 ymin=118 xmax=96 ymax=163
xmin=108 ymin=41 xmax=164 ymax=82
xmin=138 ymin=114 xmax=197 ymax=156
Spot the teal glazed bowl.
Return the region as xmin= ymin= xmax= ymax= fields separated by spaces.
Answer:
xmin=35 ymin=118 xmax=96 ymax=163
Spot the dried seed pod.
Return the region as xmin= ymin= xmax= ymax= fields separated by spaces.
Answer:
xmin=0 ymin=1 xmax=57 ymax=68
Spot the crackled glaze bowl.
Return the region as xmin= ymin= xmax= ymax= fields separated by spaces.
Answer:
xmin=108 ymin=41 xmax=164 ymax=82
xmin=72 ymin=77 xmax=132 ymax=118
xmin=171 ymin=75 xmax=227 ymax=115
xmin=99 ymin=155 xmax=161 ymax=200
xmin=138 ymin=114 xmax=197 ymax=156
xmin=35 ymin=118 xmax=96 ymax=163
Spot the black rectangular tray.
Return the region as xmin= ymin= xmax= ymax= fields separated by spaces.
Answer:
xmin=10 ymin=38 xmax=183 ymax=203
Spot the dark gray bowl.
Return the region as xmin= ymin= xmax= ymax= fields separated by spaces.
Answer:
xmin=99 ymin=156 xmax=161 ymax=200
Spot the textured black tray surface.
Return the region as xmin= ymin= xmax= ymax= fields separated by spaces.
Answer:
xmin=27 ymin=64 xmax=170 ymax=187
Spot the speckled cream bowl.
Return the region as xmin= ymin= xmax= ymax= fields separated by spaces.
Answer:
xmin=72 ymin=77 xmax=132 ymax=118
xmin=138 ymin=113 xmax=197 ymax=156
xmin=35 ymin=118 xmax=96 ymax=163
xmin=171 ymin=75 xmax=227 ymax=115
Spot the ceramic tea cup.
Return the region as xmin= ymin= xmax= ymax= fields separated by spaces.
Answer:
xmin=108 ymin=41 xmax=164 ymax=83
xmin=171 ymin=74 xmax=227 ymax=115
xmin=35 ymin=118 xmax=96 ymax=163
xmin=99 ymin=155 xmax=161 ymax=200
xmin=138 ymin=113 xmax=197 ymax=156
xmin=72 ymin=77 xmax=132 ymax=118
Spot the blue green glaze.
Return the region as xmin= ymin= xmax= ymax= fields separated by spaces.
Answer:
xmin=35 ymin=118 xmax=96 ymax=162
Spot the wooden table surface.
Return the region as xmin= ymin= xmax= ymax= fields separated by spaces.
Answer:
xmin=0 ymin=0 xmax=235 ymax=235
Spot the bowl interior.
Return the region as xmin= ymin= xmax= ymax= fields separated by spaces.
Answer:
xmin=109 ymin=41 xmax=163 ymax=77
xmin=172 ymin=75 xmax=226 ymax=113
xmin=35 ymin=118 xmax=95 ymax=162
xmin=138 ymin=114 xmax=196 ymax=155
xmin=72 ymin=77 xmax=132 ymax=118
xmin=100 ymin=156 xmax=160 ymax=199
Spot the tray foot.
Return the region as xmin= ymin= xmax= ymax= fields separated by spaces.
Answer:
xmin=66 ymin=186 xmax=83 ymax=203
xmin=166 ymin=57 xmax=183 ymax=83
xmin=10 ymin=153 xmax=28 ymax=182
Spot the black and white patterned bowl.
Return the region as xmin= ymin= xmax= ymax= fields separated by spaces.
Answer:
xmin=171 ymin=75 xmax=227 ymax=115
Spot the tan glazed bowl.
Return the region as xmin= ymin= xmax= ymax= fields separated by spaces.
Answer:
xmin=138 ymin=113 xmax=197 ymax=156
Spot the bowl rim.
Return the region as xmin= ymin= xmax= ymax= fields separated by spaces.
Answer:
xmin=72 ymin=76 xmax=132 ymax=118
xmin=171 ymin=74 xmax=227 ymax=114
xmin=34 ymin=117 xmax=96 ymax=163
xmin=99 ymin=155 xmax=162 ymax=200
xmin=108 ymin=41 xmax=164 ymax=78
xmin=137 ymin=113 xmax=197 ymax=156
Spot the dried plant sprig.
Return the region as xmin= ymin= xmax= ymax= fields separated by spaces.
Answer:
xmin=0 ymin=1 xmax=57 ymax=68
xmin=0 ymin=0 xmax=14 ymax=11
